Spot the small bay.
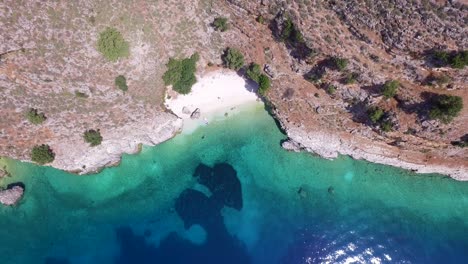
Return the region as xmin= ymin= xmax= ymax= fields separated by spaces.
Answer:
xmin=1 ymin=103 xmax=467 ymax=264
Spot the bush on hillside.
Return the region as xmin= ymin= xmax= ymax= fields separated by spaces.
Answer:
xmin=429 ymin=94 xmax=463 ymax=123
xmin=222 ymin=48 xmax=244 ymax=70
xmin=431 ymin=50 xmax=468 ymax=69
xmin=381 ymin=80 xmax=399 ymax=99
xmin=163 ymin=53 xmax=199 ymax=94
xmin=368 ymin=107 xmax=384 ymax=124
xmin=84 ymin=129 xmax=103 ymax=146
xmin=332 ymin=57 xmax=348 ymax=71
xmin=246 ymin=63 xmax=262 ymax=83
xmin=31 ymin=144 xmax=55 ymax=164
xmin=257 ymin=74 xmax=271 ymax=95
xmin=212 ymin=17 xmax=229 ymax=32
xmin=26 ymin=108 xmax=46 ymax=125
xmin=97 ymin=27 xmax=129 ymax=61
xmin=115 ymin=75 xmax=128 ymax=92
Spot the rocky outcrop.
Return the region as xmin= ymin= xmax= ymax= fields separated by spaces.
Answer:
xmin=0 ymin=183 xmax=24 ymax=206
xmin=281 ymin=125 xmax=468 ymax=181
xmin=49 ymin=113 xmax=183 ymax=174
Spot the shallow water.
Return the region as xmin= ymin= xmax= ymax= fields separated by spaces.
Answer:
xmin=1 ymin=103 xmax=467 ymax=264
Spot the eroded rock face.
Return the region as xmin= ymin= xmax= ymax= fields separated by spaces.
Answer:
xmin=0 ymin=184 xmax=24 ymax=206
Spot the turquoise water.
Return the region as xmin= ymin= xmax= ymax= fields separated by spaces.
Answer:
xmin=1 ymin=103 xmax=468 ymax=264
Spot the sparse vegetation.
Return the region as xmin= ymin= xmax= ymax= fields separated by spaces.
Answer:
xmin=326 ymin=84 xmax=336 ymax=95
xmin=212 ymin=17 xmax=229 ymax=32
xmin=368 ymin=107 xmax=392 ymax=131
xmin=431 ymin=50 xmax=468 ymax=69
xmin=332 ymin=57 xmax=348 ymax=71
xmin=115 ymin=75 xmax=128 ymax=92
xmin=222 ymin=48 xmax=244 ymax=71
xmin=31 ymin=144 xmax=55 ymax=164
xmin=74 ymin=91 xmax=89 ymax=98
xmin=381 ymin=80 xmax=399 ymax=99
xmin=368 ymin=107 xmax=384 ymax=124
xmin=163 ymin=53 xmax=199 ymax=94
xmin=26 ymin=108 xmax=46 ymax=125
xmin=84 ymin=129 xmax=103 ymax=146
xmin=97 ymin=27 xmax=129 ymax=61
xmin=344 ymin=72 xmax=359 ymax=84
xmin=429 ymin=94 xmax=463 ymax=123
xmin=256 ymin=15 xmax=265 ymax=24
xmin=281 ymin=17 xmax=305 ymax=44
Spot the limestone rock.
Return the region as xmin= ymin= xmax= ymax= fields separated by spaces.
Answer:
xmin=182 ymin=106 xmax=192 ymax=115
xmin=191 ymin=108 xmax=201 ymax=119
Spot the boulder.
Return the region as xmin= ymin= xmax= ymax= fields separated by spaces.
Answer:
xmin=190 ymin=108 xmax=201 ymax=119
xmin=0 ymin=183 xmax=24 ymax=206
xmin=182 ymin=106 xmax=192 ymax=115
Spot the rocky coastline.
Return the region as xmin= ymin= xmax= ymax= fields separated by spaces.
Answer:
xmin=15 ymin=112 xmax=184 ymax=175
xmin=278 ymin=115 xmax=468 ymax=181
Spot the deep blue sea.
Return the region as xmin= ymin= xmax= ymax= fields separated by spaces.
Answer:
xmin=1 ymin=103 xmax=467 ymax=264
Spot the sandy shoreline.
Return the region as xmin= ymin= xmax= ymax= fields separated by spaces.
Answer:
xmin=165 ymin=70 xmax=261 ymax=133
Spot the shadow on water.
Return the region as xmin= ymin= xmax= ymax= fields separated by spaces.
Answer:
xmin=114 ymin=163 xmax=250 ymax=264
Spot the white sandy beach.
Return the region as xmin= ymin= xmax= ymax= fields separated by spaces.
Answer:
xmin=165 ymin=70 xmax=261 ymax=133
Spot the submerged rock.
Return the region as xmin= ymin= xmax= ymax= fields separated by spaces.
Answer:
xmin=190 ymin=108 xmax=201 ymax=119
xmin=182 ymin=106 xmax=192 ymax=115
xmin=0 ymin=183 xmax=24 ymax=206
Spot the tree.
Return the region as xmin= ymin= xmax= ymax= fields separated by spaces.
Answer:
xmin=257 ymin=74 xmax=271 ymax=95
xmin=222 ymin=48 xmax=244 ymax=70
xmin=163 ymin=53 xmax=199 ymax=94
xmin=381 ymin=80 xmax=399 ymax=99
xmin=31 ymin=144 xmax=55 ymax=164
xmin=97 ymin=27 xmax=129 ymax=61
xmin=246 ymin=63 xmax=262 ymax=83
xmin=84 ymin=129 xmax=103 ymax=146
xmin=115 ymin=75 xmax=128 ymax=92
xmin=429 ymin=94 xmax=463 ymax=123
xmin=26 ymin=108 xmax=46 ymax=124
xmin=212 ymin=17 xmax=229 ymax=32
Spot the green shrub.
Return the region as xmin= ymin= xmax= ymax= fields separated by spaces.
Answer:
xmin=74 ymin=90 xmax=89 ymax=98
xmin=213 ymin=17 xmax=229 ymax=32
xmin=31 ymin=144 xmax=55 ymax=164
xmin=163 ymin=53 xmax=199 ymax=94
xmin=344 ymin=72 xmax=359 ymax=84
xmin=382 ymin=80 xmax=399 ymax=99
xmin=222 ymin=48 xmax=244 ymax=70
xmin=246 ymin=63 xmax=262 ymax=82
xmin=115 ymin=75 xmax=128 ymax=92
xmin=432 ymin=50 xmax=468 ymax=69
xmin=97 ymin=27 xmax=129 ymax=61
xmin=256 ymin=15 xmax=265 ymax=24
xmin=257 ymin=74 xmax=271 ymax=95
xmin=332 ymin=57 xmax=348 ymax=71
xmin=84 ymin=129 xmax=103 ymax=146
xmin=26 ymin=108 xmax=46 ymax=124
xmin=429 ymin=94 xmax=463 ymax=123
xmin=380 ymin=120 xmax=393 ymax=132
xmin=368 ymin=107 xmax=384 ymax=123
xmin=327 ymin=84 xmax=336 ymax=95
xmin=280 ymin=18 xmax=304 ymax=44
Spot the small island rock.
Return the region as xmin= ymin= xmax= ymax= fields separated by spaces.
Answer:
xmin=0 ymin=184 xmax=24 ymax=206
